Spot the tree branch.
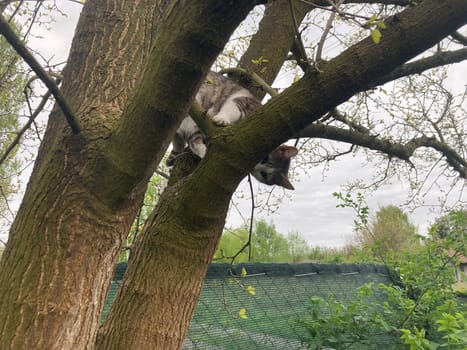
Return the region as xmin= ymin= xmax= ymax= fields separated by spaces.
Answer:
xmin=188 ymin=101 xmax=217 ymax=138
xmin=451 ymin=30 xmax=467 ymax=45
xmin=0 ymin=13 xmax=81 ymax=134
xmin=369 ymin=47 xmax=467 ymax=88
xmin=220 ymin=67 xmax=279 ymax=97
xmin=295 ymin=123 xmax=467 ymax=178
xmin=0 ymin=88 xmax=53 ymax=166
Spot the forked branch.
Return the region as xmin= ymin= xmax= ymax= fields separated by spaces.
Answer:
xmin=295 ymin=123 xmax=467 ymax=178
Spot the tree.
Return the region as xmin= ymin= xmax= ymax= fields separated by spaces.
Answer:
xmin=251 ymin=220 xmax=289 ymax=262
xmin=214 ymin=225 xmax=250 ymax=262
xmin=0 ymin=30 xmax=27 ymax=237
xmin=355 ymin=205 xmax=419 ymax=259
xmin=429 ymin=209 xmax=467 ymax=242
xmin=0 ymin=0 xmax=466 ymax=349
xmin=287 ymin=230 xmax=310 ymax=263
xmin=214 ymin=220 xmax=295 ymax=263
xmin=302 ymin=219 xmax=467 ymax=350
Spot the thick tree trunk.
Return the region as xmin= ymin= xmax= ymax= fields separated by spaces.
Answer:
xmin=0 ymin=1 xmax=162 ymax=347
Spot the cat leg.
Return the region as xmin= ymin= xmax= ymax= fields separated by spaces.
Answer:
xmin=188 ymin=133 xmax=207 ymax=158
xmin=210 ymin=91 xmax=252 ymax=126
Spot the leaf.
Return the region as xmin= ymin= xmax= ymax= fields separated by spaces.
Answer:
xmin=376 ymin=20 xmax=387 ymax=29
xmin=371 ymin=29 xmax=382 ymax=44
xmin=241 ymin=267 xmax=247 ymax=277
xmin=245 ymin=285 xmax=256 ymax=295
xmin=238 ymin=308 xmax=248 ymax=319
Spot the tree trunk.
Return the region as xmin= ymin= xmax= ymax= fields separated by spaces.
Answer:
xmin=0 ymin=1 xmax=160 ymax=347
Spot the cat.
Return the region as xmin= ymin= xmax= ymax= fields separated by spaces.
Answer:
xmin=167 ymin=71 xmax=297 ymax=190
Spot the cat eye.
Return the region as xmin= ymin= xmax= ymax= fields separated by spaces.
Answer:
xmin=260 ymin=171 xmax=268 ymax=180
xmin=260 ymin=156 xmax=269 ymax=164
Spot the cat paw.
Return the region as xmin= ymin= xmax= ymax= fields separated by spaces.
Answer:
xmin=211 ymin=115 xmax=231 ymax=126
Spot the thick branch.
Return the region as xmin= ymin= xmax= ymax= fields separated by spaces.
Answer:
xmin=206 ymin=0 xmax=467 ymax=188
xmin=451 ymin=31 xmax=467 ymax=45
xmin=221 ymin=67 xmax=279 ymax=97
xmin=369 ymin=47 xmax=467 ymax=88
xmin=295 ymin=123 xmax=466 ymax=178
xmin=0 ymin=13 xmax=81 ymax=134
xmin=189 ymin=101 xmax=217 ymax=138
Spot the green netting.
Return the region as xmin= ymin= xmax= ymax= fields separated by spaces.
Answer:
xmin=104 ymin=263 xmax=395 ymax=349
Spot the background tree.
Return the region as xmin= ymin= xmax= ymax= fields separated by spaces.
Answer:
xmin=355 ymin=205 xmax=420 ymax=259
xmin=429 ymin=209 xmax=467 ymax=241
xmin=215 ymin=221 xmax=310 ymax=263
xmin=251 ymin=220 xmax=290 ymax=262
xmin=0 ymin=0 xmax=465 ymax=349
xmin=0 ymin=31 xmax=27 ymax=239
xmin=287 ymin=230 xmax=310 ymax=263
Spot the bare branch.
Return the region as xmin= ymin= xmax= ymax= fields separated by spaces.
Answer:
xmin=0 ymin=13 xmax=81 ymax=134
xmin=451 ymin=31 xmax=467 ymax=45
xmin=289 ymin=0 xmax=310 ymax=69
xmin=295 ymin=123 xmax=466 ymax=178
xmin=316 ymin=1 xmax=344 ymax=63
xmin=369 ymin=47 xmax=467 ymax=88
xmin=0 ymin=88 xmax=53 ymax=166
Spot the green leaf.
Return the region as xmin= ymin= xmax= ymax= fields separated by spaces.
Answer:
xmin=371 ymin=29 xmax=382 ymax=44
xmin=238 ymin=308 xmax=248 ymax=319
xmin=376 ymin=20 xmax=387 ymax=29
xmin=245 ymin=285 xmax=256 ymax=295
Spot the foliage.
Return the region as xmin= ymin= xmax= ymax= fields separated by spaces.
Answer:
xmin=428 ymin=210 xmax=467 ymax=243
xmin=118 ymin=173 xmax=166 ymax=261
xmin=356 ymin=204 xmax=420 ymax=260
xmin=214 ymin=220 xmax=311 ymax=263
xmin=301 ymin=205 xmax=467 ymax=350
xmin=0 ymin=28 xmax=27 ymax=236
xmin=287 ymin=230 xmax=310 ymax=263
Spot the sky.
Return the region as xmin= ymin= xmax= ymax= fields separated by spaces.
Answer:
xmin=4 ymin=1 xmax=467 ymax=247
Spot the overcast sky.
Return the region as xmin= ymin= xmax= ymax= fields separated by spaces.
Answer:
xmin=7 ymin=1 xmax=466 ymax=247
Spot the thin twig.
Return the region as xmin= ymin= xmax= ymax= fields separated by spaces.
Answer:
xmin=316 ymin=0 xmax=344 ymax=63
xmin=0 ymin=88 xmax=53 ymax=166
xmin=0 ymin=13 xmax=81 ymax=134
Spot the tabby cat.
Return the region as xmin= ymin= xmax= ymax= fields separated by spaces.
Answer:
xmin=167 ymin=71 xmax=297 ymax=190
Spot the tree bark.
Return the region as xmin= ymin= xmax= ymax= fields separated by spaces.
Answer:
xmin=0 ymin=1 xmax=163 ymax=347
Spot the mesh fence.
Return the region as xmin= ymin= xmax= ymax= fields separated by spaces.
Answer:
xmin=104 ymin=263 xmax=394 ymax=349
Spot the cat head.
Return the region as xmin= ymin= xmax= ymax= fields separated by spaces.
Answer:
xmin=251 ymin=145 xmax=298 ymax=190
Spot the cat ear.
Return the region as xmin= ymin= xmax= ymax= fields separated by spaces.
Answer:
xmin=278 ymin=174 xmax=295 ymax=190
xmin=278 ymin=145 xmax=298 ymax=158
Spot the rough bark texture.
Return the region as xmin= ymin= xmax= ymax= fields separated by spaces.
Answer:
xmin=0 ymin=1 xmax=163 ymax=348
xmin=0 ymin=0 xmax=465 ymax=349
xmin=236 ymin=0 xmax=312 ymax=98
